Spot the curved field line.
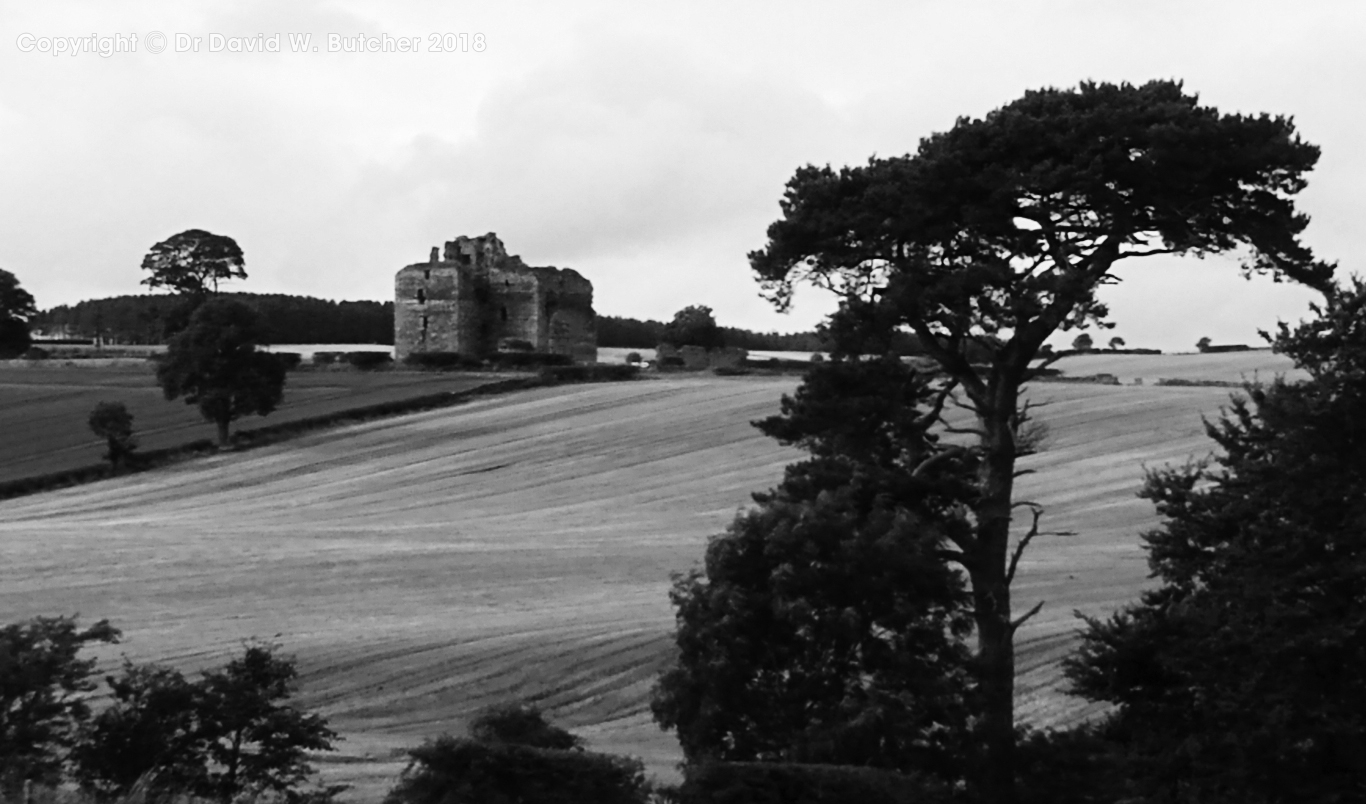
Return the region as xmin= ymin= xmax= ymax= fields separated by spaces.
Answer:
xmin=0 ymin=359 xmax=1275 ymax=791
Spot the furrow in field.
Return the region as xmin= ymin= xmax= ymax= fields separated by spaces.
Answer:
xmin=1 ymin=358 xmax=1283 ymax=786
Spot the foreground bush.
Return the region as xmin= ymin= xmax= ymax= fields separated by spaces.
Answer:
xmin=0 ymin=617 xmax=121 ymax=796
xmin=72 ymin=642 xmax=338 ymax=803
xmin=384 ymin=736 xmax=650 ymax=804
xmin=402 ymin=351 xmax=483 ymax=370
xmin=468 ymin=703 xmax=583 ymax=750
xmin=674 ymin=761 xmax=949 ymax=804
xmin=343 ymin=351 xmax=393 ymax=370
xmin=539 ymin=364 xmax=638 ymax=383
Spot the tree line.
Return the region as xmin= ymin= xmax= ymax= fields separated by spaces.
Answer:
xmin=31 ymin=293 xmax=394 ymax=346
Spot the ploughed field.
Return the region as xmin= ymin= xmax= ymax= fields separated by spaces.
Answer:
xmin=0 ymin=364 xmax=500 ymax=484
xmin=0 ymin=351 xmax=1300 ymax=793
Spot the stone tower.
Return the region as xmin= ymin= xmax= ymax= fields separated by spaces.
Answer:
xmin=394 ymin=233 xmax=596 ymax=363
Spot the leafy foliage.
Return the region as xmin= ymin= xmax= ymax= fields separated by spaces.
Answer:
xmin=156 ymin=299 xmax=287 ymax=445
xmin=195 ymin=643 xmax=338 ymax=802
xmin=675 ymin=761 xmax=950 ymax=804
xmin=32 ymin=293 xmax=395 ymax=346
xmin=384 ymin=736 xmax=650 ymax=804
xmin=72 ymin=662 xmax=203 ymax=797
xmin=0 ymin=616 xmax=120 ymax=793
xmin=1072 ymin=333 xmax=1093 ymax=351
xmin=661 ymin=305 xmax=725 ymax=350
xmin=652 ymin=356 xmax=976 ymax=779
xmin=73 ymin=642 xmax=338 ymax=803
xmin=0 ymin=268 xmax=36 ymax=358
xmin=1066 ymin=280 xmax=1366 ymax=802
xmin=141 ymin=230 xmax=247 ymax=296
xmin=468 ymin=703 xmax=583 ymax=751
xmin=385 ymin=707 xmax=647 ymax=804
xmin=747 ymin=78 xmax=1329 ymax=802
xmin=87 ymin=401 xmax=137 ymax=469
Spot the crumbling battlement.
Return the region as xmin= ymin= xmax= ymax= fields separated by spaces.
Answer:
xmin=394 ymin=233 xmax=596 ymax=363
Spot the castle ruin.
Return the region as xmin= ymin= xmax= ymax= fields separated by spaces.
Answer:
xmin=394 ymin=233 xmax=596 ymax=363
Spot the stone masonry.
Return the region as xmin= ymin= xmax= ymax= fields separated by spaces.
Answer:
xmin=394 ymin=233 xmax=596 ymax=362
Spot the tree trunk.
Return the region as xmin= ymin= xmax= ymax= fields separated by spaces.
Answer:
xmin=216 ymin=416 xmax=230 ymax=446
xmin=967 ymin=386 xmax=1021 ymax=804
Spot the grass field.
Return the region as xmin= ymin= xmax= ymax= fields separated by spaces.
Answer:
xmin=0 ymin=352 xmax=1294 ymax=795
xmin=0 ymin=364 xmax=504 ymax=484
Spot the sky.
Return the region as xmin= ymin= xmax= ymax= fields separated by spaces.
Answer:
xmin=1 ymin=1 xmax=1362 ymax=352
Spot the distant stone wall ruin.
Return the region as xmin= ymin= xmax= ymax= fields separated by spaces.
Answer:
xmin=394 ymin=233 xmax=596 ymax=363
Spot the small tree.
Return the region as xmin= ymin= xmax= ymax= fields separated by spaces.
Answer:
xmin=88 ymin=401 xmax=137 ymax=470
xmin=0 ymin=616 xmax=121 ymax=794
xmin=195 ymin=643 xmax=338 ymax=802
xmin=1072 ymin=333 xmax=1094 ymax=352
xmin=1196 ymin=336 xmax=1212 ymax=352
xmin=141 ymin=230 xmax=246 ymax=297
xmin=661 ymin=305 xmax=725 ymax=350
xmin=624 ymin=351 xmax=642 ymax=365
xmin=1107 ymin=337 xmax=1125 ymax=350
xmin=156 ymin=299 xmax=286 ymax=445
xmin=72 ymin=662 xmax=204 ymax=798
xmin=0 ymin=268 xmax=37 ymax=359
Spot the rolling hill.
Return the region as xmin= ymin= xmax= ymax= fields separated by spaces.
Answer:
xmin=0 ymin=352 xmax=1296 ymax=793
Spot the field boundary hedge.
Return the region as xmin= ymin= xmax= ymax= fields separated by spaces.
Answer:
xmin=0 ymin=366 xmax=639 ymax=503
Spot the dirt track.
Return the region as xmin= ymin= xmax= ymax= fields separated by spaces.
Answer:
xmin=0 ymin=359 xmax=1281 ymax=792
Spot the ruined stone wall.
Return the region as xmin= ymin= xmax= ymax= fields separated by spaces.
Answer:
xmin=394 ymin=256 xmax=463 ymax=361
xmin=394 ymin=233 xmax=597 ymax=362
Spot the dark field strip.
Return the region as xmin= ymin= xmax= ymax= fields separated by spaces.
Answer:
xmin=0 ymin=364 xmax=503 ymax=484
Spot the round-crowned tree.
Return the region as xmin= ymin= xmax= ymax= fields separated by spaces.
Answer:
xmin=156 ymin=299 xmax=286 ymax=445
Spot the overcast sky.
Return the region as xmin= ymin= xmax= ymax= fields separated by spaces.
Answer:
xmin=2 ymin=1 xmax=1361 ymax=351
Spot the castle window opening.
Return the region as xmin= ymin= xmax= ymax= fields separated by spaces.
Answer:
xmin=500 ymin=305 xmax=508 ymax=322
xmin=423 ymin=269 xmax=430 ymax=280
xmin=421 ymin=315 xmax=428 ymax=331
xmin=416 ymin=289 xmax=425 ymax=304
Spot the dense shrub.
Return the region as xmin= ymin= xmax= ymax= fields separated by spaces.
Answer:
xmin=540 ymin=364 xmax=639 ymax=383
xmin=674 ymin=762 xmax=949 ymax=804
xmin=625 ymin=351 xmax=642 ymax=365
xmin=492 ymin=351 xmax=573 ymax=368
xmin=403 ymin=352 xmax=483 ymax=370
xmin=1153 ymin=377 xmax=1239 ymax=387
xmin=0 ymin=617 xmax=121 ymax=794
xmin=21 ymin=345 xmax=49 ymax=360
xmin=468 ymin=704 xmax=583 ymax=750
xmin=383 ymin=736 xmax=650 ymax=804
xmin=712 ymin=366 xmax=750 ymax=376
xmin=312 ymin=351 xmax=340 ymax=366
xmin=1014 ymin=727 xmax=1134 ymax=804
xmin=344 ymin=351 xmax=394 ymax=370
xmin=272 ymin=352 xmax=303 ymax=370
xmin=500 ymin=338 xmax=534 ymax=352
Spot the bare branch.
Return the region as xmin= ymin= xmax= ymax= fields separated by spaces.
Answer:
xmin=1006 ymin=506 xmax=1044 ymax=586
xmin=1113 ymin=247 xmax=1181 ymax=261
xmin=912 ymin=445 xmax=969 ymax=479
xmin=914 ymin=378 xmax=961 ymax=429
xmin=1010 ymin=600 xmax=1046 ymax=632
xmin=942 ymin=425 xmax=987 ymax=438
